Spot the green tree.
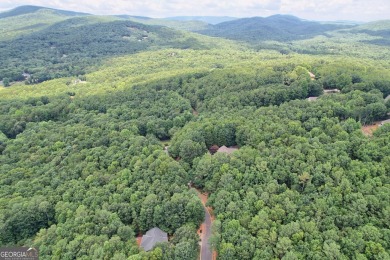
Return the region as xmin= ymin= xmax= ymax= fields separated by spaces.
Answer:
xmin=2 ymin=78 xmax=10 ymax=87
xmin=219 ymin=242 xmax=236 ymax=260
xmin=179 ymin=139 xmax=207 ymax=164
xmin=174 ymin=241 xmax=198 ymax=260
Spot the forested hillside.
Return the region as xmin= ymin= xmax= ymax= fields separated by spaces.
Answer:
xmin=198 ymin=15 xmax=352 ymax=42
xmin=0 ymin=9 xmax=84 ymax=41
xmin=0 ymin=5 xmax=390 ymax=260
xmin=0 ymin=16 xmax=207 ymax=85
xmin=165 ymin=16 xmax=237 ymax=25
xmin=0 ymin=5 xmax=88 ymax=19
xmin=197 ymin=15 xmax=390 ymax=58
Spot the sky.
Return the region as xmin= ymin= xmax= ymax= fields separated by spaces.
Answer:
xmin=0 ymin=0 xmax=389 ymax=22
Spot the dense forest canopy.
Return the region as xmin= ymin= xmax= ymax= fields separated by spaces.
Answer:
xmin=0 ymin=5 xmax=390 ymax=260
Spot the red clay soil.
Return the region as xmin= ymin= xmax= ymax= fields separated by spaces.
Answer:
xmin=196 ymin=190 xmax=214 ymax=237
xmin=197 ymin=192 xmax=207 ymax=240
xmin=196 ymin=191 xmax=215 ymax=221
xmin=136 ymin=234 xmax=143 ymax=247
xmin=197 ymin=191 xmax=208 ymax=206
xmin=362 ymin=122 xmax=381 ymax=136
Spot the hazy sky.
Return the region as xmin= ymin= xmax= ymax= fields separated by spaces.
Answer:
xmin=0 ymin=0 xmax=389 ymax=21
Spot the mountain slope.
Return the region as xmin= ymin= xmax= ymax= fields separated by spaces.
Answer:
xmin=0 ymin=5 xmax=89 ymax=19
xmin=165 ymin=16 xmax=237 ymax=25
xmin=0 ymin=16 xmax=208 ymax=84
xmin=0 ymin=6 xmax=91 ymax=41
xmin=350 ymin=20 xmax=390 ymax=46
xmin=285 ymin=19 xmax=390 ymax=57
xmin=124 ymin=16 xmax=209 ymax=31
xmin=199 ymin=15 xmax=354 ymax=42
xmin=354 ymin=20 xmax=390 ymax=31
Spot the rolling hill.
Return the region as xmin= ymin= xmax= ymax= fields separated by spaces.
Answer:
xmin=0 ymin=14 xmax=209 ymax=84
xmin=1 ymin=5 xmax=390 ymax=86
xmin=124 ymin=16 xmax=210 ymax=31
xmin=0 ymin=5 xmax=88 ymax=19
xmin=198 ymin=15 xmax=354 ymax=42
xmin=349 ymin=20 xmax=390 ymax=46
xmin=165 ymin=16 xmax=237 ymax=25
xmin=0 ymin=6 xmax=90 ymax=41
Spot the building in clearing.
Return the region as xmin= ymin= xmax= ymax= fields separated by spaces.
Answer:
xmin=324 ymin=89 xmax=341 ymax=94
xmin=308 ymin=72 xmax=316 ymax=80
xmin=217 ymin=145 xmax=238 ymax=155
xmin=140 ymin=227 xmax=168 ymax=251
xmin=307 ymin=97 xmax=318 ymax=102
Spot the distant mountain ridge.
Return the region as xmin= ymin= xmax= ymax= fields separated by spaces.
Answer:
xmin=0 ymin=5 xmax=89 ymax=19
xmin=2 ymin=5 xmax=390 ymax=85
xmin=165 ymin=16 xmax=237 ymax=25
xmin=115 ymin=15 xmax=152 ymax=20
xmin=198 ymin=14 xmax=355 ymax=42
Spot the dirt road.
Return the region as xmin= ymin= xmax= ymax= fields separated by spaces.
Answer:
xmin=195 ymin=189 xmax=215 ymax=260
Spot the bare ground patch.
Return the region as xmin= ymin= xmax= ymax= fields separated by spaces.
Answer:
xmin=362 ymin=121 xmax=381 ymax=136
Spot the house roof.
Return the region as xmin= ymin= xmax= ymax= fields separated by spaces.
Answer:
xmin=308 ymin=72 xmax=315 ymax=78
xmin=385 ymin=95 xmax=390 ymax=102
xmin=217 ymin=145 xmax=238 ymax=154
xmin=307 ymin=97 xmax=318 ymax=101
xmin=140 ymin=227 xmax=168 ymax=251
xmin=324 ymin=89 xmax=340 ymax=93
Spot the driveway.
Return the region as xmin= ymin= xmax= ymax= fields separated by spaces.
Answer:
xmin=200 ymin=204 xmax=213 ymax=260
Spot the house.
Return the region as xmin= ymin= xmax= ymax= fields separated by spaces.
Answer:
xmin=22 ymin=72 xmax=31 ymax=79
xmin=140 ymin=227 xmax=168 ymax=251
xmin=216 ymin=145 xmax=238 ymax=155
xmin=324 ymin=89 xmax=341 ymax=94
xmin=385 ymin=95 xmax=390 ymax=102
xmin=379 ymin=119 xmax=390 ymax=126
xmin=308 ymin=72 xmax=316 ymax=80
xmin=307 ymin=97 xmax=318 ymax=102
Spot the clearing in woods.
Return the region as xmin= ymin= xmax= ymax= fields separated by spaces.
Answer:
xmin=361 ymin=121 xmax=381 ymax=136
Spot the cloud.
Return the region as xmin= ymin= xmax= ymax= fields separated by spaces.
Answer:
xmin=279 ymin=0 xmax=390 ymax=21
xmin=0 ymin=0 xmax=389 ymax=21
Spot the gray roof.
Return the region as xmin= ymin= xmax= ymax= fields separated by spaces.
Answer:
xmin=217 ymin=145 xmax=238 ymax=154
xmin=140 ymin=227 xmax=168 ymax=251
xmin=324 ymin=89 xmax=340 ymax=93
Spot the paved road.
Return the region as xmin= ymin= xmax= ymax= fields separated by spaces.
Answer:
xmin=200 ymin=202 xmax=213 ymax=260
